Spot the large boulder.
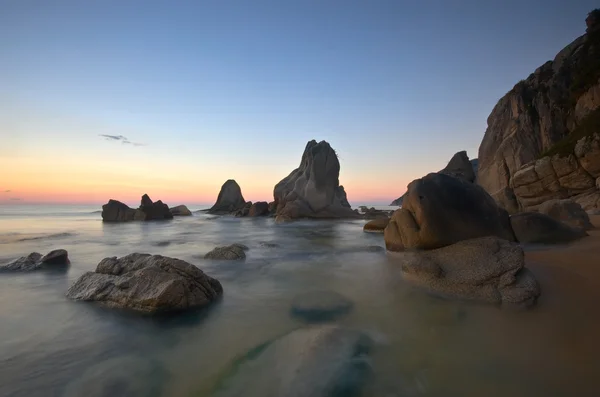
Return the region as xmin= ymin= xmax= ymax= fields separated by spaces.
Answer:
xmin=101 ymin=199 xmax=136 ymax=222
xmin=384 ymin=173 xmax=515 ymax=251
xmin=170 ymin=205 xmax=192 ymax=216
xmin=248 ymin=201 xmax=269 ymax=217
xmin=363 ymin=217 xmax=389 ymax=233
xmin=399 ymin=237 xmax=540 ymax=307
xmin=209 ymin=180 xmax=246 ymax=214
xmin=211 ymin=325 xmax=372 ymax=397
xmin=538 ymin=199 xmax=593 ymax=230
xmin=273 ymin=140 xmax=357 ymax=221
xmin=137 ymin=194 xmax=173 ymax=221
xmin=0 ymin=249 xmax=69 ymax=272
xmin=509 ymin=212 xmax=588 ymax=244
xmin=66 ymin=253 xmax=222 ymax=313
xmin=477 ymin=14 xmax=600 ymax=213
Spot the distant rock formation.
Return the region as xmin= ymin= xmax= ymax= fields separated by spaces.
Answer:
xmin=0 ymin=249 xmax=69 ymax=272
xmin=136 ymin=194 xmax=173 ymax=221
xmin=209 ymin=180 xmax=247 ymax=215
xmin=66 ymin=253 xmax=222 ymax=313
xmin=101 ymin=195 xmax=173 ymax=222
xmin=170 ymin=205 xmax=192 ymax=216
xmin=478 ymin=11 xmax=600 ymax=213
xmin=102 ymin=200 xmax=136 ymax=222
xmin=384 ymin=173 xmax=515 ymax=252
xmin=273 ymin=140 xmax=357 ymax=221
xmin=389 ymin=150 xmax=478 ymax=206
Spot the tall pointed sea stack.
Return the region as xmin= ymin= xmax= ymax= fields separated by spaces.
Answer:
xmin=209 ymin=180 xmax=247 ymax=214
xmin=273 ymin=140 xmax=356 ymax=221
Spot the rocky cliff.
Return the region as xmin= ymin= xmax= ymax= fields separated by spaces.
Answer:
xmin=478 ymin=10 xmax=600 ymax=212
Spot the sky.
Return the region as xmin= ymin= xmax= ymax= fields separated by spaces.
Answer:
xmin=1 ymin=0 xmax=597 ymax=205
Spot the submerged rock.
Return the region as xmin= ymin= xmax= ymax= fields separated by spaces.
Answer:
xmin=0 ymin=249 xmax=69 ymax=272
xmin=510 ymin=212 xmax=588 ymax=244
xmin=66 ymin=253 xmax=222 ymax=313
xmin=204 ymin=244 xmax=248 ymax=260
xmin=363 ymin=218 xmax=389 ymax=233
xmin=399 ymin=237 xmax=540 ymax=307
xmin=209 ymin=180 xmax=247 ymax=214
xmin=63 ymin=355 xmax=165 ymax=397
xmin=538 ymin=199 xmax=593 ymax=230
xmin=212 ymin=325 xmax=372 ymax=397
xmin=291 ymin=291 xmax=353 ymax=322
xmin=384 ymin=173 xmax=515 ymax=251
xmin=170 ymin=204 xmax=192 ymax=216
xmin=273 ymin=140 xmax=358 ymax=221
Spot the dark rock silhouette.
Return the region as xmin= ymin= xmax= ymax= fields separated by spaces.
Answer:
xmin=510 ymin=212 xmax=588 ymax=244
xmin=170 ymin=205 xmax=192 ymax=216
xmin=209 ymin=180 xmax=247 ymax=215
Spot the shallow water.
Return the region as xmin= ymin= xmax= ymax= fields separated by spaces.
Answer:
xmin=0 ymin=205 xmax=598 ymax=397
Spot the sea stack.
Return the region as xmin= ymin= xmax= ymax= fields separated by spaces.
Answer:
xmin=208 ymin=180 xmax=247 ymax=215
xmin=273 ymin=140 xmax=357 ymax=221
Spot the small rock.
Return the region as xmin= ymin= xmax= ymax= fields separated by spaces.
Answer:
xmin=249 ymin=201 xmax=270 ymax=217
xmin=40 ymin=249 xmax=69 ymax=265
xmin=363 ymin=218 xmax=389 ymax=233
xmin=291 ymin=290 xmax=354 ymax=322
xmin=204 ymin=244 xmax=247 ymax=260
xmin=170 ymin=205 xmax=192 ymax=216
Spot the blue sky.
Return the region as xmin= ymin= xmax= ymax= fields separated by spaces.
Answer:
xmin=1 ymin=0 xmax=597 ymax=204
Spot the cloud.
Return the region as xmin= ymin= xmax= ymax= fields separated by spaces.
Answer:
xmin=3 ymin=190 xmax=10 ymax=193
xmin=9 ymin=198 xmax=21 ymax=201
xmin=99 ymin=134 xmax=146 ymax=147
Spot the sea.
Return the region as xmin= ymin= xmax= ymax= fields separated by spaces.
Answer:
xmin=0 ymin=204 xmax=598 ymax=397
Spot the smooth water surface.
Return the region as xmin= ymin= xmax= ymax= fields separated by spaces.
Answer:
xmin=0 ymin=205 xmax=598 ymax=397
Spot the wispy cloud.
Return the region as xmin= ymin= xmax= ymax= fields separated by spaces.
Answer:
xmin=3 ymin=190 xmax=10 ymax=193
xmin=99 ymin=134 xmax=146 ymax=147
xmin=9 ymin=198 xmax=21 ymax=201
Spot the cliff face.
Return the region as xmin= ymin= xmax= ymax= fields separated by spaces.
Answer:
xmin=478 ymin=11 xmax=600 ymax=213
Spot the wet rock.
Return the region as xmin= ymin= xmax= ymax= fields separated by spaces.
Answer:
xmin=204 ymin=244 xmax=248 ymax=260
xmin=384 ymin=173 xmax=515 ymax=251
xmin=400 ymin=237 xmax=540 ymax=307
xmin=169 ymin=205 xmax=192 ymax=216
xmin=291 ymin=291 xmax=353 ymax=322
xmin=63 ymin=355 xmax=165 ymax=397
xmin=0 ymin=250 xmax=69 ymax=272
xmin=538 ymin=199 xmax=593 ymax=230
xmin=209 ymin=180 xmax=247 ymax=214
xmin=101 ymin=199 xmax=136 ymax=222
xmin=363 ymin=217 xmax=389 ymax=233
xmin=234 ymin=201 xmax=252 ymax=217
xmin=137 ymin=194 xmax=173 ymax=221
xmin=212 ymin=325 xmax=372 ymax=397
xmin=66 ymin=253 xmax=222 ymax=313
xmin=510 ymin=212 xmax=588 ymax=244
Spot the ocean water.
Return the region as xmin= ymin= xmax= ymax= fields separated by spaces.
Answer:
xmin=0 ymin=204 xmax=598 ymax=397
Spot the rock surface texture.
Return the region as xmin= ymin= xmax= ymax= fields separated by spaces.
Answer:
xmin=248 ymin=201 xmax=270 ymax=217
xmin=538 ymin=199 xmax=593 ymax=230
xmin=204 ymin=244 xmax=248 ymax=260
xmin=209 ymin=180 xmax=247 ymax=214
xmin=273 ymin=140 xmax=357 ymax=221
xmin=363 ymin=218 xmax=389 ymax=233
xmin=399 ymin=237 xmax=540 ymax=307
xmin=384 ymin=173 xmax=515 ymax=252
xmin=478 ymin=13 xmax=600 ymax=213
xmin=0 ymin=249 xmax=70 ymax=272
xmin=66 ymin=253 xmax=222 ymax=313
xmin=509 ymin=212 xmax=588 ymax=244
